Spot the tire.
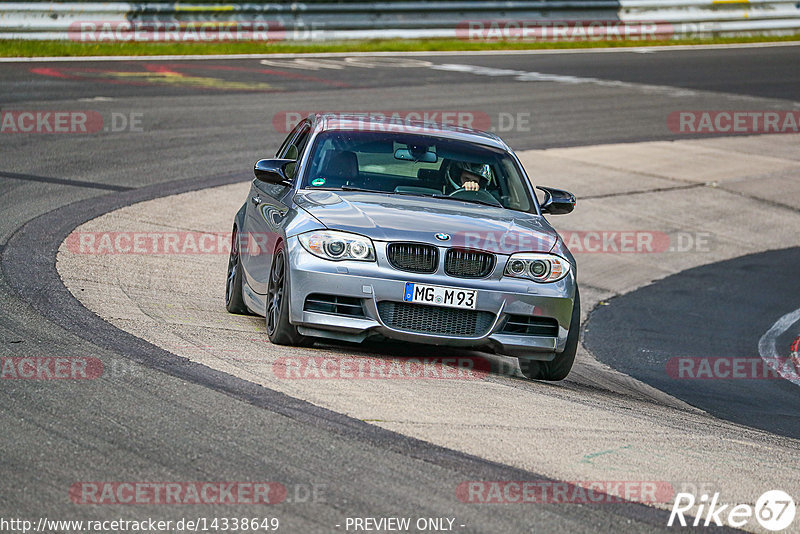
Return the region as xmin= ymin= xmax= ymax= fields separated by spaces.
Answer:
xmin=266 ymin=243 xmax=312 ymax=346
xmin=519 ymin=288 xmax=580 ymax=381
xmin=225 ymin=226 xmax=250 ymax=315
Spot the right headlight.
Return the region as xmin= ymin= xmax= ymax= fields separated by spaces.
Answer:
xmin=297 ymin=230 xmax=376 ymax=262
xmin=504 ymin=253 xmax=571 ymax=283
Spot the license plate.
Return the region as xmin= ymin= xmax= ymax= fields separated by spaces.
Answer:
xmin=403 ymin=282 xmax=477 ymax=310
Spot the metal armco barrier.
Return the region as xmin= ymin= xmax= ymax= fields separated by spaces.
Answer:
xmin=620 ymin=0 xmax=800 ymax=36
xmin=1 ymin=1 xmax=798 ymax=40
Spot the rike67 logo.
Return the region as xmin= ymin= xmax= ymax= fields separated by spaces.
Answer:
xmin=669 ymin=490 xmax=796 ymax=531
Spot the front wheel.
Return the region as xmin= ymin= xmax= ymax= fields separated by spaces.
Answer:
xmin=519 ymin=289 xmax=580 ymax=381
xmin=266 ymin=243 xmax=312 ymax=347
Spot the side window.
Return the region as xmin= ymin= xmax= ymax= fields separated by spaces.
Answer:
xmin=283 ymin=123 xmax=311 ymax=180
xmin=284 ymin=123 xmax=311 ymax=159
xmin=276 ymin=121 xmax=306 ymax=158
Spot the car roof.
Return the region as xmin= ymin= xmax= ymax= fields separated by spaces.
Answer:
xmin=309 ymin=113 xmax=509 ymax=151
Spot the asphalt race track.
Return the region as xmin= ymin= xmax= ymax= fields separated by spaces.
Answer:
xmin=1 ymin=43 xmax=800 ymax=533
xmin=585 ymin=247 xmax=800 ymax=440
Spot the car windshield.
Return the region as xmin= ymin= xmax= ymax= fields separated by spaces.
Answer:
xmin=301 ymin=130 xmax=534 ymax=212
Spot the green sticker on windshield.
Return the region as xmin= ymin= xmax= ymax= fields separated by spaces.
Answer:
xmin=311 ymin=178 xmax=326 ymax=187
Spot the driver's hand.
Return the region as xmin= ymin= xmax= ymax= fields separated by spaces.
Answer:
xmin=460 ymin=170 xmax=482 ymax=191
xmin=463 ymin=180 xmax=479 ymax=191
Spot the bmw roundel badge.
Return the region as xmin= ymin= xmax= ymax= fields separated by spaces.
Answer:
xmin=435 ymin=233 xmax=451 ymax=241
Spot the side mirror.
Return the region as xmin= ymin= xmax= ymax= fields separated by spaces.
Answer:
xmin=254 ymin=158 xmax=295 ymax=186
xmin=537 ymin=186 xmax=575 ymax=215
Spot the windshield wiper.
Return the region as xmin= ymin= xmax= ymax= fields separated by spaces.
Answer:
xmin=304 ymin=186 xmax=388 ymax=194
xmin=306 ymin=186 xmax=502 ymax=208
xmin=339 ymin=186 xmax=388 ymax=193
xmin=367 ymin=189 xmax=502 ymax=208
xmin=427 ymin=194 xmax=502 ymax=208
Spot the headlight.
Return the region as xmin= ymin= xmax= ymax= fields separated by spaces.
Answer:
xmin=298 ymin=230 xmax=376 ymax=261
xmin=504 ymin=253 xmax=571 ymax=283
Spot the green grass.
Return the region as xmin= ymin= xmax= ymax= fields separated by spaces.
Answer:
xmin=1 ymin=34 xmax=799 ymax=57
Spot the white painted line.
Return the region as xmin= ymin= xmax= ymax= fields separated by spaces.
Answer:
xmin=429 ymin=62 xmax=749 ymax=101
xmin=259 ymin=56 xmax=434 ymax=70
xmin=0 ymin=40 xmax=798 ymax=63
xmin=758 ymin=306 xmax=800 ymax=386
xmin=428 ymin=62 xmax=800 ymax=105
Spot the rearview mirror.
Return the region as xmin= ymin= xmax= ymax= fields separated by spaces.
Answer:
xmin=254 ymin=159 xmax=295 ymax=186
xmin=537 ymin=186 xmax=575 ymax=215
xmin=394 ymin=148 xmax=437 ymax=163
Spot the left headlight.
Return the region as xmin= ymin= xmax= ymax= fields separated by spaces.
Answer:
xmin=298 ymin=230 xmax=376 ymax=262
xmin=504 ymin=253 xmax=571 ymax=283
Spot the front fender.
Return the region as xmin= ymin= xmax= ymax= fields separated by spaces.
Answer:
xmin=232 ymin=202 xmax=247 ymax=233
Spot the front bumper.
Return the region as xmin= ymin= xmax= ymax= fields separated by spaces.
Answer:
xmin=286 ymin=238 xmax=576 ymax=359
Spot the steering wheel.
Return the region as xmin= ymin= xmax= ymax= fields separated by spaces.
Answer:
xmin=444 ymin=161 xmax=461 ymax=192
xmin=448 ymin=188 xmax=502 ymax=206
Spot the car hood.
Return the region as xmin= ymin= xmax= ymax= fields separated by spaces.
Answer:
xmin=294 ymin=190 xmax=558 ymax=254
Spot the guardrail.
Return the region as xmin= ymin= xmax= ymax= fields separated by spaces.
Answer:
xmin=620 ymin=0 xmax=800 ymax=35
xmin=1 ymin=1 xmax=798 ymax=40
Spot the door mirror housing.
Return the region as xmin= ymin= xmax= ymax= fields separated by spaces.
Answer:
xmin=537 ymin=186 xmax=575 ymax=215
xmin=254 ymin=159 xmax=295 ymax=186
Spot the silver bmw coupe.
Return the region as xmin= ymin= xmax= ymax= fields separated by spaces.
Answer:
xmin=226 ymin=113 xmax=579 ymax=380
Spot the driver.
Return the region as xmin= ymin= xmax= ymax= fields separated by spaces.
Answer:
xmin=451 ymin=161 xmax=488 ymax=192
